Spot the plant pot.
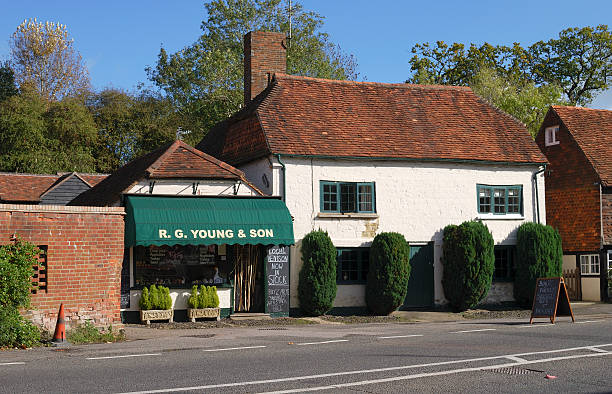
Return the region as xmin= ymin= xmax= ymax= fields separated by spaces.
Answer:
xmin=187 ymin=307 xmax=220 ymax=322
xmin=140 ymin=309 xmax=174 ymax=325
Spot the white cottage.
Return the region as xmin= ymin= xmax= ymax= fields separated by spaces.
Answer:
xmin=198 ymin=31 xmax=548 ymax=311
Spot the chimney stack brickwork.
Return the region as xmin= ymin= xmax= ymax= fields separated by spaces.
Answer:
xmin=244 ymin=31 xmax=287 ymax=104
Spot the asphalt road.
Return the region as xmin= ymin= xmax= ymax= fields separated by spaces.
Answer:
xmin=1 ymin=317 xmax=611 ymax=393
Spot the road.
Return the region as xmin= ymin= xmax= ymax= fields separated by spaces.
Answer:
xmin=1 ymin=317 xmax=610 ymax=393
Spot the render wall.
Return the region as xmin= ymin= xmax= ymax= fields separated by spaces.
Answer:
xmin=263 ymin=157 xmax=545 ymax=307
xmin=0 ymin=204 xmax=125 ymax=330
xmin=126 ymin=179 xmax=260 ymax=196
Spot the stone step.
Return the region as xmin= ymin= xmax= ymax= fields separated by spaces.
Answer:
xmin=229 ymin=313 xmax=272 ymax=321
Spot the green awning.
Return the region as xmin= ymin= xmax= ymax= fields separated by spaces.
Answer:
xmin=124 ymin=195 xmax=294 ymax=247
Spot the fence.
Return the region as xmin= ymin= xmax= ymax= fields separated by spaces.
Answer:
xmin=563 ymin=268 xmax=581 ymax=301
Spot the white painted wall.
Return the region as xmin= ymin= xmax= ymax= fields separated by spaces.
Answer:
xmin=126 ymin=179 xmax=260 ymax=196
xmin=240 ymin=158 xmax=275 ymax=196
xmin=249 ymin=156 xmax=546 ymax=308
xmin=581 ymin=277 xmax=601 ymax=301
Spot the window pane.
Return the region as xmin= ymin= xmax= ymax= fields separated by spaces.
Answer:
xmin=340 ymin=183 xmax=356 ymax=212
xmin=507 ymin=188 xmax=520 ymax=213
xmin=493 ymin=188 xmax=506 ymax=214
xmin=581 ymin=255 xmax=590 ymax=274
xmin=337 ymin=248 xmax=369 ymax=283
xmin=323 ymin=183 xmax=338 ymax=211
xmin=360 ymin=249 xmax=370 ymax=281
xmin=591 ymin=255 xmax=600 ymax=274
xmin=358 ymin=184 xmax=373 ymax=212
xmin=479 ymin=187 xmax=491 ymax=213
xmin=494 ymin=248 xmax=508 ymax=279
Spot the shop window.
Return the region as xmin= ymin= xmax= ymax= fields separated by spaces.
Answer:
xmin=337 ymin=248 xmax=369 ymax=284
xmin=545 ymin=126 xmax=559 ymax=146
xmin=31 ymin=245 xmax=48 ymax=294
xmin=493 ymin=246 xmax=515 ymax=281
xmin=321 ymin=181 xmax=375 ymax=213
xmin=477 ymin=185 xmax=522 ymax=215
xmin=580 ymin=254 xmax=600 ymax=275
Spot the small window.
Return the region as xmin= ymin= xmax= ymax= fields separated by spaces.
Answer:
xmin=32 ymin=245 xmax=48 ymax=294
xmin=337 ymin=248 xmax=369 ymax=284
xmin=493 ymin=246 xmax=515 ymax=281
xmin=580 ymin=254 xmax=600 ymax=275
xmin=545 ymin=126 xmax=559 ymax=146
xmin=321 ymin=181 xmax=375 ymax=213
xmin=477 ymin=185 xmax=523 ymax=216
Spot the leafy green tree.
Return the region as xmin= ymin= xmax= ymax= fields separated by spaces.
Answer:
xmin=442 ymin=221 xmax=495 ymax=311
xmin=147 ymin=0 xmax=358 ymax=143
xmin=0 ymin=62 xmax=18 ymax=102
xmin=470 ymin=68 xmax=567 ymax=137
xmin=298 ymin=230 xmax=337 ymax=316
xmin=365 ymin=232 xmax=411 ymax=315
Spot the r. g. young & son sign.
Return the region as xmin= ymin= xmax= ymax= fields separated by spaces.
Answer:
xmin=158 ymin=228 xmax=275 ymax=241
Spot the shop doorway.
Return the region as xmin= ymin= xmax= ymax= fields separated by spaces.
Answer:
xmin=401 ymin=242 xmax=434 ymax=309
xmin=233 ymin=245 xmax=265 ymax=312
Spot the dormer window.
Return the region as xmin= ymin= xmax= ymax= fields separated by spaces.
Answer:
xmin=545 ymin=126 xmax=559 ymax=146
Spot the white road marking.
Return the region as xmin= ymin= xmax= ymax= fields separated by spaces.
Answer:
xmin=504 ymin=356 xmax=527 ymax=362
xmin=0 ymin=362 xmax=25 ymax=366
xmin=450 ymin=329 xmax=496 ymax=334
xmin=114 ymin=343 xmax=612 ymax=394
xmin=587 ymin=346 xmax=609 ymax=353
xmin=260 ymin=352 xmax=612 ymax=394
xmin=87 ymin=353 xmax=161 ymax=360
xmin=203 ymin=345 xmax=266 ymax=352
xmin=296 ymin=340 xmax=349 ymax=346
xmin=518 ymin=323 xmax=554 ymax=328
xmin=378 ymin=335 xmax=424 ymax=339
xmin=576 ymin=320 xmax=605 ymax=324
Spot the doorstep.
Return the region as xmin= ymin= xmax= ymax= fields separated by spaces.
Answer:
xmin=229 ymin=313 xmax=271 ymax=321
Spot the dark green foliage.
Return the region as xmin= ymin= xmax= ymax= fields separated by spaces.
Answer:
xmin=139 ymin=287 xmax=152 ymax=310
xmin=0 ymin=239 xmax=38 ymax=309
xmin=198 ymin=285 xmax=209 ymax=308
xmin=298 ymin=230 xmax=337 ymax=316
xmin=514 ymin=222 xmax=563 ymax=305
xmin=442 ymin=221 xmax=495 ymax=311
xmin=365 ymin=232 xmax=411 ymax=315
xmin=189 ymin=286 xmax=219 ymax=308
xmin=139 ymin=285 xmax=172 ymax=310
xmin=0 ymin=308 xmax=40 ymax=348
xmin=0 ymin=62 xmax=18 ymax=102
xmin=211 ymin=286 xmax=220 ymax=308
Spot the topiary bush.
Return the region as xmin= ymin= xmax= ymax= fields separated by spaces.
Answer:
xmin=139 ymin=287 xmax=152 ymax=310
xmin=211 ymin=286 xmax=220 ymax=308
xmin=139 ymin=285 xmax=172 ymax=310
xmin=442 ymin=221 xmax=495 ymax=311
xmin=366 ymin=232 xmax=411 ymax=315
xmin=298 ymin=230 xmax=337 ymax=316
xmin=188 ymin=285 xmax=199 ymax=309
xmin=514 ymin=222 xmax=563 ymax=306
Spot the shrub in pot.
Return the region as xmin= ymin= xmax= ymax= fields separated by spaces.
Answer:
xmin=139 ymin=285 xmax=173 ymax=324
xmin=188 ymin=286 xmax=220 ymax=321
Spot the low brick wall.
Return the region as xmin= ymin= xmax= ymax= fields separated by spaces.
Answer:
xmin=0 ymin=204 xmax=125 ymax=331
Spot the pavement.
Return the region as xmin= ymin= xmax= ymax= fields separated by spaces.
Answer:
xmin=120 ymin=301 xmax=612 ymax=342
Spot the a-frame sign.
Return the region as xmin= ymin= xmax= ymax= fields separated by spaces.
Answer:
xmin=530 ymin=277 xmax=575 ymax=324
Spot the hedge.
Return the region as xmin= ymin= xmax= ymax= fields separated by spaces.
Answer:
xmin=298 ymin=230 xmax=337 ymax=316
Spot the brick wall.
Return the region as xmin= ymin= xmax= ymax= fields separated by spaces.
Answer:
xmin=244 ymin=31 xmax=286 ymax=104
xmin=0 ymin=204 xmax=125 ymax=330
xmin=536 ymin=110 xmax=602 ymax=252
xmin=603 ymin=192 xmax=612 ymax=245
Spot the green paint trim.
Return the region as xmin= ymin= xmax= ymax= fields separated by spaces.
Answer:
xmin=320 ymin=181 xmax=376 ymax=214
xmin=476 ymin=184 xmax=523 ymax=216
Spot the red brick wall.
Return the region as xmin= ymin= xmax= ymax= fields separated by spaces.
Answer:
xmin=244 ymin=31 xmax=286 ymax=104
xmin=536 ymin=110 xmax=602 ymax=252
xmin=603 ymin=192 xmax=612 ymax=245
xmin=0 ymin=204 xmax=125 ymax=330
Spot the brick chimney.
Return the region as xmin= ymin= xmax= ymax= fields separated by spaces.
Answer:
xmin=244 ymin=31 xmax=287 ymax=105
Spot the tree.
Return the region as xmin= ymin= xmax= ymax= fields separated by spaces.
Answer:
xmin=408 ymin=25 xmax=612 ymax=106
xmin=298 ymin=230 xmax=337 ymax=316
xmin=365 ymin=232 xmax=411 ymax=315
xmin=9 ymin=18 xmax=90 ymax=101
xmin=147 ymin=0 xmax=358 ymax=144
xmin=470 ymin=68 xmax=567 ymax=137
xmin=0 ymin=62 xmax=18 ymax=102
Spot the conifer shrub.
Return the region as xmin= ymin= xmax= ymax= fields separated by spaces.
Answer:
xmin=188 ymin=285 xmax=199 ymax=309
xmin=514 ymin=222 xmax=563 ymax=305
xmin=149 ymin=285 xmax=159 ymax=309
xmin=139 ymin=287 xmax=152 ymax=310
xmin=365 ymin=232 xmax=411 ymax=315
xmin=298 ymin=230 xmax=337 ymax=316
xmin=442 ymin=221 xmax=495 ymax=311
xmin=160 ymin=286 xmax=172 ymax=310
xmin=211 ymin=286 xmax=220 ymax=308
xmin=188 ymin=286 xmax=220 ymax=308
xmin=198 ymin=285 xmax=209 ymax=308
xmin=139 ymin=285 xmax=172 ymax=310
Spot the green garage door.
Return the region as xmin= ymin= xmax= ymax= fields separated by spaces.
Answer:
xmin=401 ymin=242 xmax=434 ymax=309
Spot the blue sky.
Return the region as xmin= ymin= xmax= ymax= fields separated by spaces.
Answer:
xmin=0 ymin=1 xmax=611 ymax=108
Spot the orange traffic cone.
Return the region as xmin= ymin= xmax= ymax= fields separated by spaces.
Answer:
xmin=52 ymin=303 xmax=69 ymax=346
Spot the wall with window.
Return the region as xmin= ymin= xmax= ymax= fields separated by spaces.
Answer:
xmin=269 ymin=157 xmax=545 ymax=308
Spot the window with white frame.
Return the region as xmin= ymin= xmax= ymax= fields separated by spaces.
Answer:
xmin=607 ymin=250 xmax=612 ymax=274
xmin=545 ymin=126 xmax=560 ymax=146
xmin=477 ymin=184 xmax=523 ymax=215
xmin=580 ymin=254 xmax=600 ymax=275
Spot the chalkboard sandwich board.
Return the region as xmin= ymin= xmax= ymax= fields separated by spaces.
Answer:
xmin=530 ymin=277 xmax=575 ymax=324
xmin=265 ymin=245 xmax=290 ymax=317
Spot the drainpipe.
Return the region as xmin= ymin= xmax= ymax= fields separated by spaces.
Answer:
xmin=276 ymin=154 xmax=286 ymax=202
xmin=532 ymin=165 xmax=546 ymax=224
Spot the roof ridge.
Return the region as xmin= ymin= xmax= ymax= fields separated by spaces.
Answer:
xmin=0 ymin=172 xmax=59 ymax=177
xmin=553 ymin=105 xmax=612 ymax=112
xmin=273 ymin=73 xmax=472 ymax=91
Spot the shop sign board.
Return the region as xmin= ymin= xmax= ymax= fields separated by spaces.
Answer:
xmin=266 ymin=245 xmax=290 ymax=316
xmin=530 ymin=277 xmax=575 ymax=324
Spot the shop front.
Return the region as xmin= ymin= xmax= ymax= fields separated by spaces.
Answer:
xmin=120 ymin=195 xmax=294 ymax=322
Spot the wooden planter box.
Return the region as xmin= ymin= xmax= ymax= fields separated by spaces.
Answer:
xmin=140 ymin=309 xmax=174 ymax=325
xmin=187 ymin=307 xmax=220 ymax=322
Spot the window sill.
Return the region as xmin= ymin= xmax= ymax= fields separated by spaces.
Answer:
xmin=318 ymin=212 xmax=379 ymax=219
xmin=476 ymin=214 xmax=525 ymax=221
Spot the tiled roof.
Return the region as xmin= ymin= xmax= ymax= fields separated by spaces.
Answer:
xmin=198 ymin=74 xmax=546 ymax=165
xmin=551 ymin=106 xmax=612 ymax=187
xmin=71 ymin=140 xmax=263 ymax=206
xmin=0 ymin=172 xmax=107 ymax=203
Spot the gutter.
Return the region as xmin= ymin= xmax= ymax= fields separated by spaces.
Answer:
xmin=276 ymin=154 xmax=286 ymax=202
xmin=532 ymin=165 xmax=547 ymax=224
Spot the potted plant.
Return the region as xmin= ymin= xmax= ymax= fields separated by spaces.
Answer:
xmin=187 ymin=285 xmax=220 ymax=321
xmin=139 ymin=285 xmax=173 ymax=324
